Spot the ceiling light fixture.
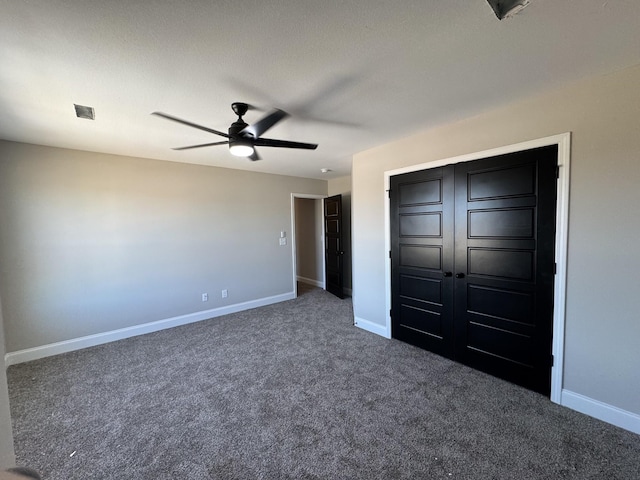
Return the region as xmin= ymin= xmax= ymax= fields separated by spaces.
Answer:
xmin=229 ymin=141 xmax=254 ymax=157
xmin=485 ymin=0 xmax=531 ymax=20
xmin=321 ymin=168 xmax=332 ymax=174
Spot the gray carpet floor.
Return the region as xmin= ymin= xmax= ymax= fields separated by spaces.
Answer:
xmin=7 ymin=285 xmax=640 ymax=479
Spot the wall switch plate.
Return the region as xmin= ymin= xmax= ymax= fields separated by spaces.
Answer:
xmin=202 ymin=293 xmax=208 ymax=302
xmin=221 ymin=289 xmax=228 ymax=298
xmin=280 ymin=231 xmax=286 ymax=238
xmin=279 ymin=237 xmax=287 ymax=246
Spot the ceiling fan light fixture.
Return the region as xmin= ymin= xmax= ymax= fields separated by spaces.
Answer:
xmin=229 ymin=143 xmax=254 ymax=157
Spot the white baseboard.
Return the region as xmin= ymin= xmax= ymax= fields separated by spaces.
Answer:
xmin=296 ymin=276 xmax=324 ymax=288
xmin=561 ymin=389 xmax=640 ymax=435
xmin=354 ymin=316 xmax=390 ymax=339
xmin=4 ymin=291 xmax=295 ymax=367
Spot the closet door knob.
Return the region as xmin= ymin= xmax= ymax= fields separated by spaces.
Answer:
xmin=455 ymin=273 xmax=465 ymax=279
xmin=443 ymin=272 xmax=453 ymax=277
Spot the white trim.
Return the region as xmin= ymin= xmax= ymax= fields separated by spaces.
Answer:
xmin=297 ymin=275 xmax=324 ymax=288
xmin=561 ymin=390 xmax=640 ymax=435
xmin=354 ymin=316 xmax=391 ymax=339
xmin=291 ymin=193 xmax=327 ymax=297
xmin=4 ymin=291 xmax=295 ymax=367
xmin=383 ymin=133 xmax=571 ymax=404
xmin=551 ymin=134 xmax=571 ymax=403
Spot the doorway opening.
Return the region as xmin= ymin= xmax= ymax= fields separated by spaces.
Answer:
xmin=291 ymin=194 xmax=326 ymax=297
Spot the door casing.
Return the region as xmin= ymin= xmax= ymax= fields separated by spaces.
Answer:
xmin=383 ymin=133 xmax=571 ymax=404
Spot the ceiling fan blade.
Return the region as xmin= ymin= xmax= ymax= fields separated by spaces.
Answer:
xmin=249 ymin=149 xmax=261 ymax=161
xmin=172 ymin=141 xmax=229 ymax=151
xmin=254 ymin=137 xmax=318 ymax=150
xmin=241 ymin=109 xmax=289 ymax=139
xmin=152 ymin=112 xmax=230 ymax=138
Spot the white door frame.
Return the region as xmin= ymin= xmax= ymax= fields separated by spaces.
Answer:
xmin=383 ymin=133 xmax=571 ymax=404
xmin=291 ymin=193 xmax=327 ymax=295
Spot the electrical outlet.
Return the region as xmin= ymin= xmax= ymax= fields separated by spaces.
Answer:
xmin=202 ymin=293 xmax=208 ymax=302
xmin=221 ymin=289 xmax=228 ymax=298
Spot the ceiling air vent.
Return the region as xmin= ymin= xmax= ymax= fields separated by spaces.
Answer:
xmin=74 ymin=104 xmax=95 ymax=120
xmin=486 ymin=0 xmax=531 ymax=20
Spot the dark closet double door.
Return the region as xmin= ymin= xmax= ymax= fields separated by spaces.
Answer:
xmin=391 ymin=146 xmax=557 ymax=396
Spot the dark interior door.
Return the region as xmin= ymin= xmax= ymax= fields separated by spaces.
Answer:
xmin=324 ymin=194 xmax=344 ymax=299
xmin=391 ymin=145 xmax=558 ymax=396
xmin=453 ymin=146 xmax=557 ymax=395
xmin=390 ymin=167 xmax=455 ymax=357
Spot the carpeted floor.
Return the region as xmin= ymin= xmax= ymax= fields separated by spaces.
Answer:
xmin=7 ymin=286 xmax=640 ymax=479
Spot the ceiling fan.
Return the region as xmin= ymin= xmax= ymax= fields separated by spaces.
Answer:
xmin=152 ymin=103 xmax=318 ymax=161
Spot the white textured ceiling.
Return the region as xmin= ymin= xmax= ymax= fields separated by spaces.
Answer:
xmin=1 ymin=1 xmax=639 ymax=179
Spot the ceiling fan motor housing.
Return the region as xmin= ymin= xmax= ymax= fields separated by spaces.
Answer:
xmin=228 ymin=120 xmax=249 ymax=138
xmin=229 ymin=102 xmax=252 ymax=145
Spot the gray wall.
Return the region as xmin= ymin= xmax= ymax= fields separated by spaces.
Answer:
xmin=352 ymin=64 xmax=640 ymax=416
xmin=0 ymin=141 xmax=326 ymax=353
xmin=0 ymin=294 xmax=15 ymax=468
xmin=327 ymin=177 xmax=352 ymax=292
xmin=294 ymin=197 xmax=323 ymax=284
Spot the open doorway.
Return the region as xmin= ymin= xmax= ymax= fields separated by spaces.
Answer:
xmin=291 ymin=194 xmax=325 ymax=297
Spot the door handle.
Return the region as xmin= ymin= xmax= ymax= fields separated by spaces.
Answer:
xmin=443 ymin=272 xmax=452 ymax=277
xmin=455 ymin=273 xmax=465 ymax=279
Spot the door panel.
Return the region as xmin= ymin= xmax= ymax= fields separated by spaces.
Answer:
xmin=399 ymin=179 xmax=443 ymax=204
xmin=466 ymin=285 xmax=534 ymax=325
xmin=400 ymin=304 xmax=443 ymax=336
xmin=400 ymin=212 xmax=442 ymax=237
xmin=467 ymin=248 xmax=534 ymax=280
xmin=467 ymin=163 xmax=536 ymax=199
xmin=391 ymin=145 xmax=558 ymax=396
xmin=399 ymin=275 xmax=442 ymax=304
xmin=400 ymin=245 xmax=442 ymax=270
xmin=468 ymin=208 xmax=534 ymax=238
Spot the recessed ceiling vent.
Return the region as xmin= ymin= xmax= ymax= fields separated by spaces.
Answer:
xmin=486 ymin=0 xmax=531 ymax=20
xmin=74 ymin=104 xmax=95 ymax=120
